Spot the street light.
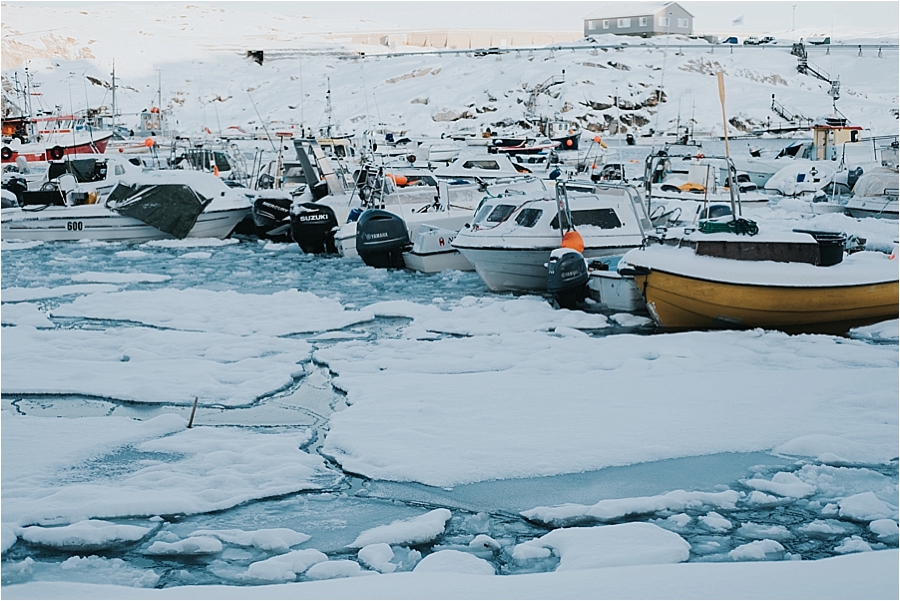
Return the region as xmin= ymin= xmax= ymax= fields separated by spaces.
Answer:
xmin=792 ymin=4 xmax=797 ymax=32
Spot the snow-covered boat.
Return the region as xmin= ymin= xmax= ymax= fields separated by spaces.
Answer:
xmin=452 ymin=181 xmax=651 ymax=293
xmin=618 ymin=225 xmax=899 ymax=334
xmin=843 ymin=167 xmax=899 ymax=219
xmin=1 ymin=170 xmax=250 ymax=242
xmin=401 ymin=225 xmax=474 ymax=273
xmin=488 ymin=138 xmax=560 ymax=155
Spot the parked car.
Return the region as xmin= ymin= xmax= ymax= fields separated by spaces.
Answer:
xmin=759 ymin=36 xmax=775 ymax=44
xmin=720 ymin=36 xmax=739 ymax=44
xmin=743 ymin=36 xmax=761 ymax=45
xmin=808 ymin=36 xmax=831 ymax=45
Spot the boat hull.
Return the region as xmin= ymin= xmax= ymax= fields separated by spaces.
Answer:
xmin=1 ymin=205 xmax=248 ymax=242
xmin=633 ymin=269 xmax=899 ymax=334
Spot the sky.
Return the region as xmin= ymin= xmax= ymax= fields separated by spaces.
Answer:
xmin=11 ymin=1 xmax=899 ymax=35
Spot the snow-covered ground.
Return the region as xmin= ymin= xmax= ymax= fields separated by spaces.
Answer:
xmin=2 ymin=3 xmax=898 ymax=598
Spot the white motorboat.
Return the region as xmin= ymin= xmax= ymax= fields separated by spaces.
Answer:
xmin=2 ymin=170 xmax=250 ymax=242
xmin=401 ymin=225 xmax=474 ymax=273
xmin=843 ymin=167 xmax=899 ymax=219
xmin=646 ymin=155 xmax=770 ymax=204
xmin=433 ymin=154 xmax=530 ymax=180
xmin=452 ymin=181 xmax=651 ymax=293
xmin=342 ymin=176 xmax=548 ymax=268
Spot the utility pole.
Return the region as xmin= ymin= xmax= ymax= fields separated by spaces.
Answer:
xmin=792 ymin=4 xmax=797 ymax=32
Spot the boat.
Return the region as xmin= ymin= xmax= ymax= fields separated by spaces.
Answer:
xmin=618 ymin=223 xmax=899 ymax=334
xmin=433 ymin=154 xmax=531 ymax=180
xmin=2 ymin=115 xmax=113 ymax=164
xmin=401 ymin=225 xmax=474 ymax=273
xmin=488 ymin=138 xmax=560 ymax=155
xmin=346 ymin=176 xmax=547 ymax=270
xmin=452 ymin=180 xmax=651 ymax=293
xmin=843 ymin=167 xmax=899 ymax=219
xmin=646 ymin=152 xmax=769 ymax=204
xmin=2 ymin=169 xmax=250 ymax=242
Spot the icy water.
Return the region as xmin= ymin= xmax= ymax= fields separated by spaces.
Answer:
xmin=2 ymin=236 xmax=897 ymax=589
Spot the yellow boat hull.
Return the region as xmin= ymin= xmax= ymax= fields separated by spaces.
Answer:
xmin=634 ymin=270 xmax=899 ymax=334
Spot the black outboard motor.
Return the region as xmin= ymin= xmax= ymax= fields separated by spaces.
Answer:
xmin=547 ymin=248 xmax=590 ymax=310
xmin=290 ymin=202 xmax=338 ymax=254
xmin=2 ymin=176 xmax=28 ymax=205
xmin=355 ymin=209 xmax=410 ymax=269
xmin=251 ymin=193 xmax=293 ymax=242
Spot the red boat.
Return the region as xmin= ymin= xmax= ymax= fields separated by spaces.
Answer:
xmin=1 ymin=115 xmax=112 ymax=163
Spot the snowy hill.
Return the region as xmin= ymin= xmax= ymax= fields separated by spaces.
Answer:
xmin=2 ymin=3 xmax=898 ymax=140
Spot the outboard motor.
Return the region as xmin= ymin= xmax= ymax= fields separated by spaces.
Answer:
xmin=355 ymin=209 xmax=410 ymax=269
xmin=547 ymin=248 xmax=589 ymax=310
xmin=290 ymin=202 xmax=338 ymax=254
xmin=251 ymin=193 xmax=293 ymax=242
xmin=2 ymin=176 xmax=28 ymax=205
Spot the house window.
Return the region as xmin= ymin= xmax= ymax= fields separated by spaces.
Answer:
xmin=678 ymin=18 xmax=689 ymax=28
xmin=658 ymin=16 xmax=669 ymax=27
xmin=639 ymin=17 xmax=647 ymax=26
xmin=602 ymin=20 xmax=609 ymax=29
xmin=588 ymin=20 xmax=596 ymax=30
xmin=617 ymin=18 xmax=631 ymax=28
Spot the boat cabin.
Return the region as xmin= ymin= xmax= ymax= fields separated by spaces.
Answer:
xmin=812 ymin=115 xmax=863 ymax=161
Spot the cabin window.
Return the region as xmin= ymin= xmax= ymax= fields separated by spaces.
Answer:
xmin=486 ymin=204 xmax=517 ymax=223
xmin=639 ymin=17 xmax=647 ymax=26
xmin=588 ymin=21 xmax=596 ymax=30
xmin=617 ymin=18 xmax=631 ymax=28
xmin=658 ymin=16 xmax=669 ymax=27
xmin=462 ymin=160 xmax=500 ymax=170
xmin=551 ymin=208 xmax=622 ymax=230
xmin=602 ymin=20 xmax=609 ymax=29
xmin=515 ymin=208 xmax=543 ymax=228
xmin=677 ymin=18 xmax=688 ymax=28
xmin=115 ymin=165 xmax=126 ymax=176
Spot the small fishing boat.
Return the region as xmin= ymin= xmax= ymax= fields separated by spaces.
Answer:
xmin=2 ymin=115 xmax=113 ymax=164
xmin=2 ymin=170 xmax=250 ymax=242
xmin=618 ymin=225 xmax=899 ymax=334
xmin=452 ymin=181 xmax=651 ymax=293
xmin=843 ymin=167 xmax=899 ymax=219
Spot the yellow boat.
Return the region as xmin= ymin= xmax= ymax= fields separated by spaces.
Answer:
xmin=619 ymin=230 xmax=899 ymax=334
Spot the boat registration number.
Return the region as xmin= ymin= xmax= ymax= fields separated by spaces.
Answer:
xmin=67 ymin=221 xmax=84 ymax=231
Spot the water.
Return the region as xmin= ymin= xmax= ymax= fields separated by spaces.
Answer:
xmin=2 ymin=237 xmax=897 ymax=589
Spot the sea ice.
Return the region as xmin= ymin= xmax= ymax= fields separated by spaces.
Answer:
xmin=839 ymin=492 xmax=897 ymax=521
xmin=305 ymin=559 xmax=372 ymax=580
xmin=241 ymin=549 xmax=328 ymax=582
xmin=412 ymin=549 xmax=495 ymax=575
xmin=728 ymin=539 xmax=785 ymax=561
xmin=18 ymin=520 xmax=153 ymax=550
xmin=348 ymin=508 xmax=452 ymax=548
xmin=743 ymin=471 xmax=816 ymax=498
xmin=735 ymin=522 xmax=793 ymax=541
xmin=357 ymin=543 xmax=396 ymax=573
xmin=144 ymin=536 xmax=223 ymax=555
xmin=834 ymin=536 xmax=874 ymax=554
xmin=188 ymin=528 xmax=311 ymax=552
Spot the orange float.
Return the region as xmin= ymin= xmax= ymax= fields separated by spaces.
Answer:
xmin=561 ymin=230 xmax=585 ymax=253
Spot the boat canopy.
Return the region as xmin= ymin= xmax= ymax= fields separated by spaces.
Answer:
xmin=107 ymin=182 xmax=211 ymax=239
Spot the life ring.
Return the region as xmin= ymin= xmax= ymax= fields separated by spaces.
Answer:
xmin=1 ymin=146 xmax=12 ymax=160
xmin=48 ymin=146 xmax=65 ymax=160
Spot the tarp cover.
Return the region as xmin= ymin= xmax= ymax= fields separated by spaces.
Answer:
xmin=107 ymin=183 xmax=211 ymax=239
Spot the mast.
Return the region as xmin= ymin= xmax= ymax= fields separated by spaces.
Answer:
xmin=326 ymin=76 xmax=334 ymax=138
xmin=111 ymin=59 xmax=117 ymax=129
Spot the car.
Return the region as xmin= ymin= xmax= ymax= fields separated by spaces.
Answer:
xmin=743 ymin=36 xmax=761 ymax=45
xmin=759 ymin=36 xmax=775 ymax=44
xmin=720 ymin=36 xmax=739 ymax=44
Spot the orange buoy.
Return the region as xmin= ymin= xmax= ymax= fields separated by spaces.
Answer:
xmin=387 ymin=173 xmax=408 ymax=186
xmin=593 ymin=135 xmax=601 ymax=143
xmin=561 ymin=230 xmax=584 ymax=253
xmin=566 ymin=139 xmax=573 ymax=147
xmin=144 ymin=138 xmax=155 ymax=148
xmin=213 ymin=165 xmax=219 ymax=176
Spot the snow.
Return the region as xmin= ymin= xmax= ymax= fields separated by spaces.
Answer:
xmin=869 ymin=519 xmax=899 ymax=539
xmin=144 ymin=536 xmax=223 ymax=556
xmin=317 ymin=328 xmax=897 ymax=487
xmin=743 ymin=471 xmax=817 ymax=498
xmin=187 ymin=528 xmax=311 ymax=553
xmin=834 ymin=536 xmax=874 ymax=554
xmin=18 ymin=520 xmax=153 ymax=550
xmin=838 ymin=492 xmax=897 ymax=521
xmin=2 ymin=414 xmax=337 ymax=529
xmin=522 ymin=489 xmax=741 ymax=526
xmin=241 ymin=549 xmax=328 ymax=582
xmin=305 ymin=560 xmax=372 ymax=580
xmin=59 ymin=556 xmax=160 ymax=588
xmin=699 ymin=512 xmax=733 ymax=532
xmin=349 ymin=509 xmax=452 ymax=548
xmin=728 ymin=539 xmax=785 ymax=560
xmin=513 ymin=523 xmax=690 ymax=571
xmin=412 ymin=550 xmax=495 ymax=575
xmin=357 ymin=543 xmax=397 ymax=574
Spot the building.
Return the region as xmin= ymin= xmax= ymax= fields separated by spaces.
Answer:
xmin=583 ymin=2 xmax=693 ymax=38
